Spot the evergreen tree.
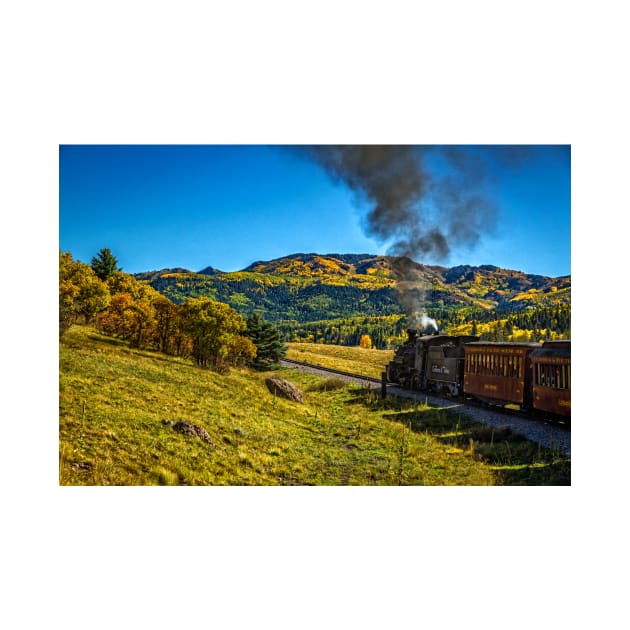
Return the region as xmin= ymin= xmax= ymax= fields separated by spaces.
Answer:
xmin=245 ymin=313 xmax=286 ymax=370
xmin=91 ymin=248 xmax=121 ymax=281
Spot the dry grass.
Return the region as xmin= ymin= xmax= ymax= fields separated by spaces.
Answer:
xmin=285 ymin=342 xmax=394 ymax=379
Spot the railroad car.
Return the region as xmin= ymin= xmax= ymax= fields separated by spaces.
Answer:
xmin=385 ymin=329 xmax=571 ymax=423
xmin=463 ymin=342 xmax=540 ymax=410
xmin=530 ymin=340 xmax=571 ymax=418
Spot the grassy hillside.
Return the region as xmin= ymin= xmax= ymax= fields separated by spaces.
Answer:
xmin=60 ymin=326 xmax=570 ymax=485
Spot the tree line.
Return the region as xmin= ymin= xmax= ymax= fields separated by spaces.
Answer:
xmin=277 ymin=304 xmax=571 ymax=348
xmin=276 ymin=314 xmax=408 ymax=348
xmin=60 ymin=249 xmax=285 ymax=372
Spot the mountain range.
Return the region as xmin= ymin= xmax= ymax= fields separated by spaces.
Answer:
xmin=134 ymin=253 xmax=570 ymax=325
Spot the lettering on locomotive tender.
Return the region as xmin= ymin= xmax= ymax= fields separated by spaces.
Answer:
xmin=484 ymin=384 xmax=498 ymax=391
xmin=431 ymin=365 xmax=450 ymax=375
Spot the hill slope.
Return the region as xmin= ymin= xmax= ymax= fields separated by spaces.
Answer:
xmin=59 ymin=326 xmax=570 ymax=485
xmin=59 ymin=326 xmax=500 ymax=485
xmin=135 ymin=253 xmax=571 ymax=324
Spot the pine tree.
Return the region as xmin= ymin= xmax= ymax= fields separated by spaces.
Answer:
xmin=245 ymin=313 xmax=286 ymax=370
xmin=91 ymin=248 xmax=121 ymax=281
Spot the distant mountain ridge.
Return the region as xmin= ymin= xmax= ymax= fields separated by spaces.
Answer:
xmin=134 ymin=253 xmax=570 ymax=323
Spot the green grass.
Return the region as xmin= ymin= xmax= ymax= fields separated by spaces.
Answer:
xmin=59 ymin=326 xmax=570 ymax=485
xmin=285 ymin=342 xmax=394 ymax=379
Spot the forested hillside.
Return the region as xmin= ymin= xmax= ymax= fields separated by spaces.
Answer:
xmin=135 ymin=253 xmax=571 ymax=346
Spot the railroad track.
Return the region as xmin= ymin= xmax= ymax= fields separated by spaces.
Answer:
xmin=280 ymin=358 xmax=382 ymax=384
xmin=281 ymin=358 xmax=571 ymax=457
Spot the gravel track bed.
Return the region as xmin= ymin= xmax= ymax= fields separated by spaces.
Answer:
xmin=281 ymin=361 xmax=571 ymax=458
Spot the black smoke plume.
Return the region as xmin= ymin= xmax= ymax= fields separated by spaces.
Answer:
xmin=299 ymin=145 xmax=504 ymax=328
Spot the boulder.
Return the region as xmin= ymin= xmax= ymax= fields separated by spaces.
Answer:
xmin=265 ymin=377 xmax=304 ymax=403
xmin=163 ymin=419 xmax=214 ymax=445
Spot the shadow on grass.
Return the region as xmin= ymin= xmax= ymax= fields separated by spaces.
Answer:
xmin=87 ymin=334 xmax=190 ymax=367
xmin=87 ymin=334 xmax=127 ymax=347
xmin=493 ymin=460 xmax=571 ymax=486
xmin=346 ymin=387 xmax=571 ymax=486
xmin=382 ymin=408 xmax=466 ymax=436
xmin=346 ymin=387 xmax=472 ymax=437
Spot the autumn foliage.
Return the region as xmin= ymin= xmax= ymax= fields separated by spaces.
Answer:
xmin=59 ymin=251 xmax=110 ymax=335
xmin=60 ymin=250 xmax=266 ymax=373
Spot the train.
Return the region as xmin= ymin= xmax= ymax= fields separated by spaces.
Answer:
xmin=385 ymin=328 xmax=571 ymax=421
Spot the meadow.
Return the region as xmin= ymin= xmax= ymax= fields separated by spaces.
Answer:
xmin=59 ymin=327 xmax=569 ymax=485
xmin=285 ymin=342 xmax=394 ymax=378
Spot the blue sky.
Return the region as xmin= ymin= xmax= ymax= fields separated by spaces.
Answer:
xmin=59 ymin=145 xmax=570 ymax=277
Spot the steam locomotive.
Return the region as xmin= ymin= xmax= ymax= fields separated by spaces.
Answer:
xmin=386 ymin=327 xmax=571 ymax=420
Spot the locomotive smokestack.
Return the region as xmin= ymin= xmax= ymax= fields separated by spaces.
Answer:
xmin=406 ymin=328 xmax=419 ymax=341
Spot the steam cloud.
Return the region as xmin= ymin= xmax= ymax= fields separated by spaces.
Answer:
xmin=300 ymin=145 xmax=507 ymax=329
